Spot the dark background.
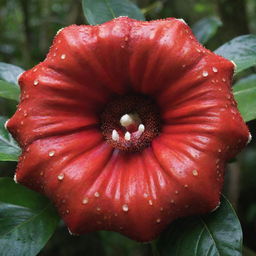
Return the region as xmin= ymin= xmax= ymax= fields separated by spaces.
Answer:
xmin=0 ymin=0 xmax=255 ymax=255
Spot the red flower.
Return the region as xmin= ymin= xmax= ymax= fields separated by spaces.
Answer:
xmin=7 ymin=17 xmax=249 ymax=242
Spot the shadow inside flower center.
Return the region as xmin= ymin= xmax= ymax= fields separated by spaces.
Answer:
xmin=101 ymin=94 xmax=161 ymax=152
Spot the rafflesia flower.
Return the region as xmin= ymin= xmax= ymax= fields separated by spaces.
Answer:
xmin=7 ymin=17 xmax=250 ymax=242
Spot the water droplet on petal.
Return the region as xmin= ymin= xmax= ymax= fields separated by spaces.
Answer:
xmin=33 ymin=80 xmax=39 ymax=86
xmin=122 ymin=204 xmax=129 ymax=212
xmin=82 ymin=198 xmax=89 ymax=204
xmin=212 ymin=67 xmax=218 ymax=73
xmin=143 ymin=193 xmax=148 ymax=198
xmin=61 ymin=54 xmax=66 ymax=60
xmin=49 ymin=150 xmax=55 ymax=157
xmin=58 ymin=173 xmax=64 ymax=180
xmin=202 ymin=71 xmax=208 ymax=77
xmin=94 ymin=191 xmax=100 ymax=197
xmin=192 ymin=169 xmax=198 ymax=176
xmin=156 ymin=218 xmax=161 ymax=223
xmin=148 ymin=200 xmax=153 ymax=205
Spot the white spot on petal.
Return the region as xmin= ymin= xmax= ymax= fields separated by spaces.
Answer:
xmin=61 ymin=54 xmax=66 ymax=60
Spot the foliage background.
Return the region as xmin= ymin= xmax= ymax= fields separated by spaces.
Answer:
xmin=0 ymin=0 xmax=255 ymax=255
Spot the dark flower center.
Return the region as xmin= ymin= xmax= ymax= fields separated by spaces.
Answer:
xmin=101 ymin=94 xmax=161 ymax=152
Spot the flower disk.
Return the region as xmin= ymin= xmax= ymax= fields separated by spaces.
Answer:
xmin=7 ymin=17 xmax=249 ymax=242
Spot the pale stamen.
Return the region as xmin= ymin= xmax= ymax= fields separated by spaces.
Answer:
xmin=112 ymin=129 xmax=119 ymax=141
xmin=120 ymin=114 xmax=133 ymax=127
xmin=124 ymin=131 xmax=131 ymax=141
xmin=134 ymin=124 xmax=145 ymax=139
xmin=138 ymin=124 xmax=145 ymax=133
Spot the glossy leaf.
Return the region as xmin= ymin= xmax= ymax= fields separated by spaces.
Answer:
xmin=157 ymin=195 xmax=242 ymax=256
xmin=192 ymin=16 xmax=222 ymax=44
xmin=0 ymin=178 xmax=60 ymax=256
xmin=0 ymin=62 xmax=24 ymax=85
xmin=233 ymin=74 xmax=256 ymax=122
xmin=0 ymin=116 xmax=21 ymax=161
xmin=0 ymin=80 xmax=20 ymax=101
xmin=82 ymin=0 xmax=145 ymax=25
xmin=215 ymin=35 xmax=256 ymax=73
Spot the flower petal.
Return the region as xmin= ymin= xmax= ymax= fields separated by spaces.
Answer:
xmin=129 ymin=18 xmax=203 ymax=94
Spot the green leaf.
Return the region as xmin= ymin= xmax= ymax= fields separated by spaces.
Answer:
xmin=157 ymin=195 xmax=242 ymax=256
xmin=0 ymin=116 xmax=21 ymax=161
xmin=82 ymin=0 xmax=145 ymax=25
xmin=0 ymin=62 xmax=24 ymax=85
xmin=0 ymin=178 xmax=60 ymax=256
xmin=0 ymin=80 xmax=20 ymax=101
xmin=233 ymin=74 xmax=256 ymax=122
xmin=192 ymin=16 xmax=222 ymax=45
xmin=215 ymin=35 xmax=256 ymax=73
